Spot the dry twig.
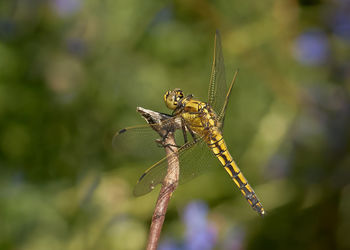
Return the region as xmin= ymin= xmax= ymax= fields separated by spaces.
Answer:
xmin=136 ymin=107 xmax=180 ymax=250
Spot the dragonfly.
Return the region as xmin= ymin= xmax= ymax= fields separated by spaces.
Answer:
xmin=114 ymin=31 xmax=265 ymax=216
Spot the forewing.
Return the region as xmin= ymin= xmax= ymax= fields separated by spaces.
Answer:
xmin=112 ymin=116 xmax=179 ymax=160
xmin=208 ymin=30 xmax=228 ymax=115
xmin=218 ymin=69 xmax=239 ymax=126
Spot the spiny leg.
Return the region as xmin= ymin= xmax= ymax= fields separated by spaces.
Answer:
xmin=158 ymin=117 xmax=190 ymax=149
xmin=180 ymin=116 xmax=198 ymax=143
xmin=187 ymin=126 xmax=199 ymax=142
xmin=154 ymin=128 xmax=179 ymax=150
xmin=181 ymin=117 xmax=188 ymax=144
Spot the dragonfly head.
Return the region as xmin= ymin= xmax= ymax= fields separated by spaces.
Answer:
xmin=164 ymin=88 xmax=184 ymax=110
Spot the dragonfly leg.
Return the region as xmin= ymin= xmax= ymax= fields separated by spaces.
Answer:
xmin=187 ymin=125 xmax=198 ymax=142
xmin=155 ymin=130 xmax=180 ymax=149
xmin=181 ymin=117 xmax=188 ymax=143
xmin=179 ymin=115 xmax=198 ymax=143
xmin=157 ymin=140 xmax=181 ymax=149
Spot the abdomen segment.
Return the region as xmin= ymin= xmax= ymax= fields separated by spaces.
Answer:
xmin=207 ymin=133 xmax=265 ymax=216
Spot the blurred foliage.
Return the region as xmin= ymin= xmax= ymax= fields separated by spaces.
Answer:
xmin=0 ymin=0 xmax=349 ymax=249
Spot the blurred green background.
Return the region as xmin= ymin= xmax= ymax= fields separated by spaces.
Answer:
xmin=1 ymin=0 xmax=349 ymax=249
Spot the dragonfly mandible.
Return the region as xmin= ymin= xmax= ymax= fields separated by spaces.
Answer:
xmin=114 ymin=31 xmax=265 ymax=216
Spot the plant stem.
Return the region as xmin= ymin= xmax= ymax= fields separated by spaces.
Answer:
xmin=136 ymin=107 xmax=180 ymax=250
xmin=146 ymin=133 xmax=179 ymax=250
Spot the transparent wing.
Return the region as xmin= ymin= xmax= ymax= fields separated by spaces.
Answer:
xmin=218 ymin=69 xmax=239 ymax=126
xmin=112 ymin=116 xmax=179 ymax=161
xmin=113 ymin=116 xmax=217 ymax=196
xmin=133 ymin=136 xmax=216 ymax=196
xmin=208 ymin=30 xmax=228 ymax=116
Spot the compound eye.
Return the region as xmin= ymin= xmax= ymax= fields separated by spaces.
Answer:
xmin=164 ymin=90 xmax=177 ymax=110
xmin=163 ymin=91 xmax=170 ymax=102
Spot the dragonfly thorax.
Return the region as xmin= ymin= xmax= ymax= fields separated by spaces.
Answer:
xmin=164 ymin=88 xmax=184 ymax=110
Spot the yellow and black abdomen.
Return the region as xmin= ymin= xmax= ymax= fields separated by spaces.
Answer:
xmin=207 ymin=130 xmax=265 ymax=216
xmin=179 ymin=98 xmax=265 ymax=215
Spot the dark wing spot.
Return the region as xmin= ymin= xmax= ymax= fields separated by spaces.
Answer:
xmin=119 ymin=128 xmax=127 ymax=134
xmin=138 ymin=172 xmax=147 ymax=182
